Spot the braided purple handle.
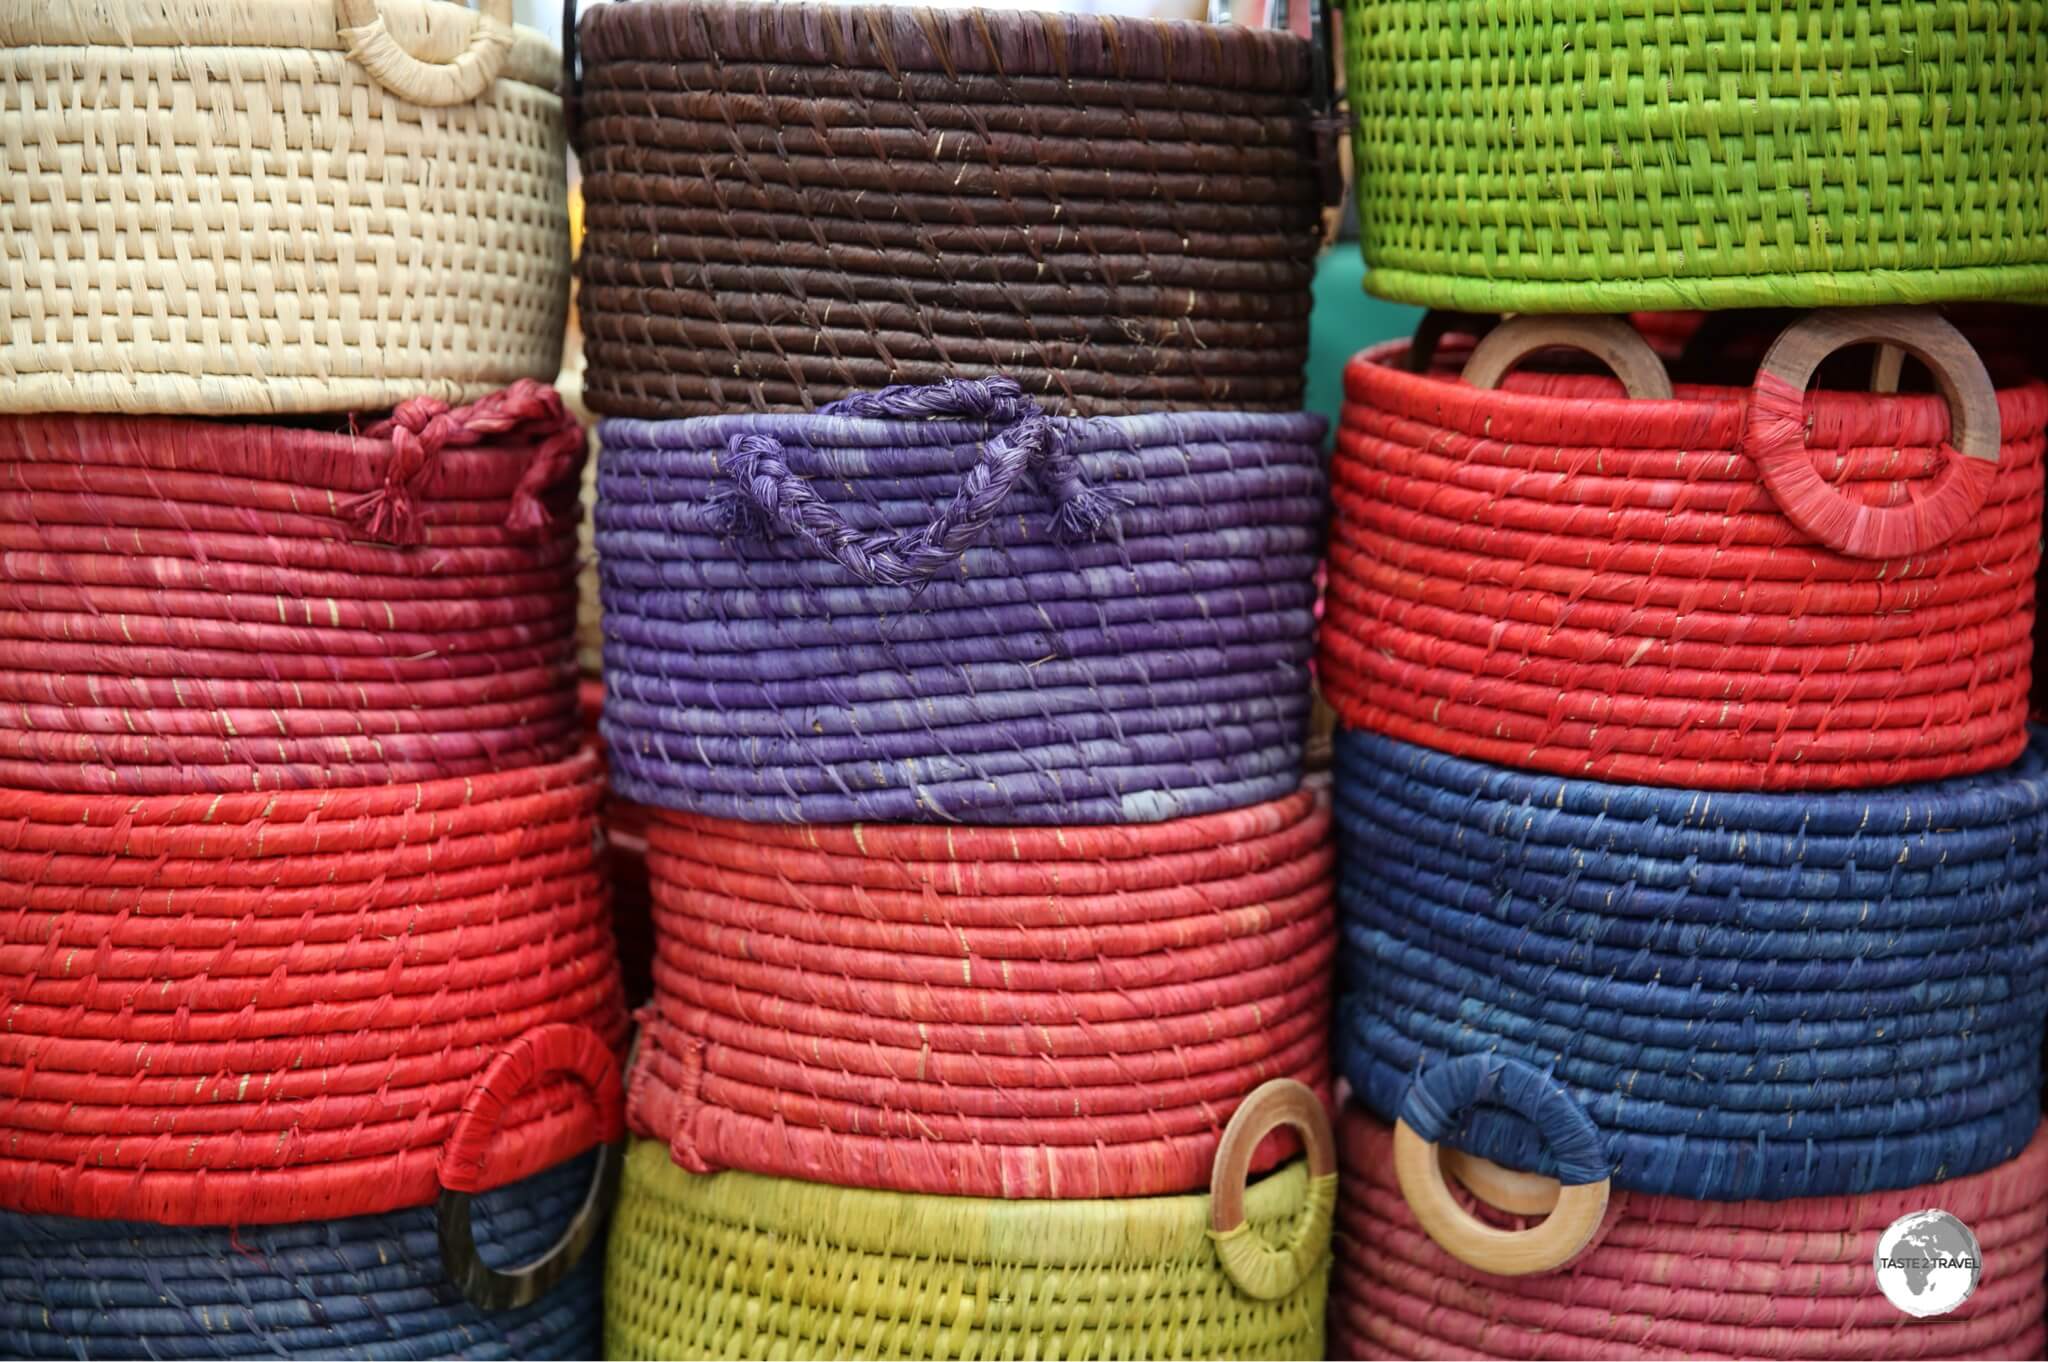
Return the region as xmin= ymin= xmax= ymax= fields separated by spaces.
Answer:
xmin=707 ymin=378 xmax=1125 ymax=587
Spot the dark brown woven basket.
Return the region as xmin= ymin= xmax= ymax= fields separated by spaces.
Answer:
xmin=573 ymin=0 xmax=1329 ymax=418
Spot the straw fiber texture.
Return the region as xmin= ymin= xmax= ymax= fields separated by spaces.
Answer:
xmin=0 ymin=748 xmax=628 ymax=1225
xmin=1333 ymin=725 xmax=2048 ymax=1202
xmin=597 ymin=379 xmax=1326 ymax=823
xmin=0 ymin=382 xmax=587 ymax=794
xmin=0 ymin=0 xmax=571 ymax=416
xmin=631 ymin=788 xmax=1335 ymax=1199
xmin=572 ymin=0 xmax=1328 ymax=418
xmin=1345 ymin=0 xmax=2048 ymax=313
xmin=605 ymin=1136 xmax=1333 ymax=1359
xmin=1330 ymin=1109 xmax=2048 ymax=1361
xmin=1321 ymin=339 xmax=2048 ymax=790
xmin=0 ymin=1154 xmax=602 ymax=1361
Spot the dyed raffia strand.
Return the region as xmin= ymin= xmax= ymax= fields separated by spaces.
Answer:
xmin=0 ymin=748 xmax=628 ymax=1225
xmin=1321 ymin=342 xmax=2047 ymax=790
xmin=0 ymin=0 xmax=569 ymax=416
xmin=0 ymin=1155 xmax=601 ymax=1361
xmin=1331 ymin=1109 xmax=2048 ymax=1361
xmin=1332 ymin=726 xmax=2048 ymax=1202
xmin=0 ymin=383 xmax=586 ymax=794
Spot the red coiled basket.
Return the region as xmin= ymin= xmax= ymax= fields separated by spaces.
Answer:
xmin=0 ymin=381 xmax=587 ymax=794
xmin=0 ymin=748 xmax=628 ymax=1225
xmin=628 ymin=788 xmax=1335 ymax=1198
xmin=1321 ymin=308 xmax=2048 ymax=790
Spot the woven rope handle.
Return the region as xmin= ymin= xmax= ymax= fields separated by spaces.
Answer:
xmin=1208 ymin=1080 xmax=1338 ymax=1302
xmin=1460 ymin=315 xmax=1675 ymax=400
xmin=707 ymin=377 xmax=1123 ymax=587
xmin=1393 ymin=1055 xmax=1611 ymax=1277
xmin=337 ymin=0 xmax=515 ymax=107
xmin=1746 ymin=307 xmax=2001 ymax=559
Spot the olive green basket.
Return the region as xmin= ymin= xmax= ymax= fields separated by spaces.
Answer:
xmin=604 ymin=1085 xmax=1336 ymax=1361
xmin=1346 ymin=0 xmax=2048 ymax=312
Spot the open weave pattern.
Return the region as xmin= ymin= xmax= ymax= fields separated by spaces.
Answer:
xmin=572 ymin=0 xmax=1327 ymax=418
xmin=0 ymin=748 xmax=628 ymax=1225
xmin=596 ymin=398 xmax=1326 ymax=823
xmin=606 ymin=1136 xmax=1331 ymax=1359
xmin=0 ymin=1154 xmax=600 ymax=1360
xmin=0 ymin=382 xmax=587 ymax=794
xmin=1330 ymin=1110 xmax=2048 ymax=1361
xmin=1333 ymin=725 xmax=2048 ymax=1202
xmin=630 ymin=788 xmax=1334 ymax=1198
xmin=0 ymin=0 xmax=570 ymax=416
xmin=1321 ymin=340 xmax=2048 ymax=790
xmin=1345 ymin=0 xmax=2048 ymax=313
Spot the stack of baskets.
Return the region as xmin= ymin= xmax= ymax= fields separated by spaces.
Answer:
xmin=574 ymin=0 xmax=1341 ymax=1354
xmin=1326 ymin=1 xmax=2048 ymax=1355
xmin=0 ymin=1 xmax=626 ymax=1355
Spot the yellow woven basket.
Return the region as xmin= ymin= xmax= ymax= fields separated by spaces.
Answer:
xmin=0 ymin=0 xmax=570 ymax=416
xmin=605 ymin=1080 xmax=1337 ymax=1360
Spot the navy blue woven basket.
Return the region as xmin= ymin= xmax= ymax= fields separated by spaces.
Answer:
xmin=1333 ymin=726 xmax=2048 ymax=1201
xmin=0 ymin=1156 xmax=599 ymax=1359
xmin=594 ymin=377 xmax=1326 ymax=824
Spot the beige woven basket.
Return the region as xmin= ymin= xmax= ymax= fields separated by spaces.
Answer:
xmin=0 ymin=0 xmax=570 ymax=416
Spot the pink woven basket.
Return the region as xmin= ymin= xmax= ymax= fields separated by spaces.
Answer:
xmin=0 ymin=748 xmax=628 ymax=1225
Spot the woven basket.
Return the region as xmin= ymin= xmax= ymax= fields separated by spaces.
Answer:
xmin=605 ymin=1080 xmax=1337 ymax=1359
xmin=0 ymin=383 xmax=586 ymax=794
xmin=0 ymin=0 xmax=570 ymax=416
xmin=1322 ymin=309 xmax=2047 ymax=790
xmin=0 ymin=748 xmax=628 ymax=1225
xmin=597 ymin=378 xmax=1326 ymax=823
xmin=0 ymin=1154 xmax=602 ymax=1360
xmin=1333 ymin=724 xmax=2048 ymax=1204
xmin=571 ymin=0 xmax=1330 ymax=419
xmin=1345 ymin=0 xmax=2048 ymax=313
xmin=631 ymin=789 xmax=1334 ymax=1198
xmin=1331 ymin=1108 xmax=2048 ymax=1361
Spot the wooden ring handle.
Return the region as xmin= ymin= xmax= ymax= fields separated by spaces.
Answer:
xmin=1394 ymin=1120 xmax=1609 ymax=1277
xmin=1208 ymin=1079 xmax=1337 ymax=1300
xmin=1748 ymin=307 xmax=2002 ymax=558
xmin=336 ymin=0 xmax=515 ymax=107
xmin=1440 ymin=1148 xmax=1562 ymax=1217
xmin=1406 ymin=311 xmax=1499 ymax=374
xmin=1460 ymin=315 xmax=1674 ymax=400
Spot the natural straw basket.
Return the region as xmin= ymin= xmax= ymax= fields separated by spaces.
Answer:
xmin=0 ymin=748 xmax=628 ymax=1226
xmin=0 ymin=382 xmax=587 ymax=794
xmin=0 ymin=1154 xmax=604 ymax=1361
xmin=1321 ymin=308 xmax=2047 ymax=790
xmin=1331 ymin=1108 xmax=2048 ymax=1361
xmin=606 ymin=1079 xmax=1337 ymax=1359
xmin=571 ymin=0 xmax=1332 ymax=418
xmin=1344 ymin=0 xmax=2048 ymax=313
xmin=597 ymin=378 xmax=1326 ymax=823
xmin=0 ymin=0 xmax=570 ymax=416
xmin=1333 ymin=724 xmax=2048 ymax=1206
xmin=631 ymin=789 xmax=1335 ymax=1199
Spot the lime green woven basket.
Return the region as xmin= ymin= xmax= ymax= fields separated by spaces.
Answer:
xmin=605 ymin=1084 xmax=1337 ymax=1361
xmin=1346 ymin=0 xmax=2048 ymax=312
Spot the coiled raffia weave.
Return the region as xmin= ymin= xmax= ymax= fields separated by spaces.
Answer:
xmin=1331 ymin=1109 xmax=2048 ymax=1361
xmin=572 ymin=0 xmax=1329 ymax=418
xmin=1333 ymin=725 xmax=2048 ymax=1202
xmin=0 ymin=748 xmax=627 ymax=1225
xmin=0 ymin=1154 xmax=602 ymax=1361
xmin=0 ymin=382 xmax=587 ymax=794
xmin=605 ymin=1135 xmax=1334 ymax=1359
xmin=632 ymin=788 xmax=1334 ymax=1198
xmin=1345 ymin=0 xmax=2048 ymax=313
xmin=597 ymin=377 xmax=1325 ymax=823
xmin=1322 ymin=334 xmax=2048 ymax=790
xmin=0 ymin=0 xmax=571 ymax=416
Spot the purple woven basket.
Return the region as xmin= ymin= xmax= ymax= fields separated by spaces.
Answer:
xmin=595 ymin=378 xmax=1326 ymax=822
